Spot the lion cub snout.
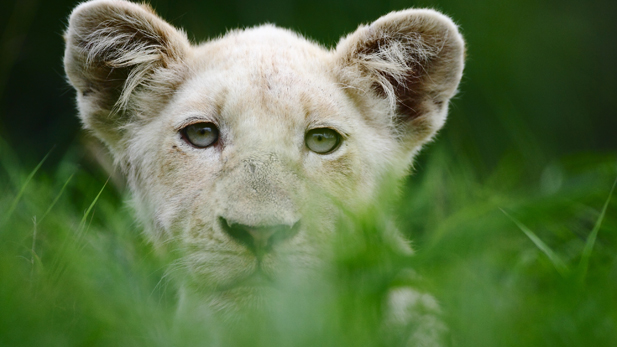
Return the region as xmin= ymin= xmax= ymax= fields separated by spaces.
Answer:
xmin=215 ymin=152 xmax=305 ymax=255
xmin=219 ymin=217 xmax=301 ymax=255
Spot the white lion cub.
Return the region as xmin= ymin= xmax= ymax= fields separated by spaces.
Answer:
xmin=64 ymin=0 xmax=464 ymax=344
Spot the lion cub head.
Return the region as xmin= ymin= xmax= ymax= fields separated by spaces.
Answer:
xmin=64 ymin=0 xmax=464 ymax=309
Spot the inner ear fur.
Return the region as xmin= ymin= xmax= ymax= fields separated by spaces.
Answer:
xmin=334 ymin=9 xmax=465 ymax=145
xmin=64 ymin=0 xmax=191 ymax=149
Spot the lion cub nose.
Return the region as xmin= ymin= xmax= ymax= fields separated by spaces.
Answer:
xmin=219 ymin=217 xmax=300 ymax=254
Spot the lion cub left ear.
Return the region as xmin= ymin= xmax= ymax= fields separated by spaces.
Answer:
xmin=64 ymin=0 xmax=191 ymax=153
xmin=334 ymin=9 xmax=465 ymax=149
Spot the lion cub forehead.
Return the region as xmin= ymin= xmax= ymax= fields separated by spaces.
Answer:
xmin=166 ymin=25 xmax=349 ymax=128
xmin=191 ymin=25 xmax=331 ymax=74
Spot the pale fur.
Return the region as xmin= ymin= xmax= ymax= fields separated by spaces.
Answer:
xmin=64 ymin=0 xmax=464 ymax=344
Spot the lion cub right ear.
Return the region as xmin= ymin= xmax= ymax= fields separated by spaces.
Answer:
xmin=334 ymin=9 xmax=465 ymax=153
xmin=64 ymin=0 xmax=191 ymax=152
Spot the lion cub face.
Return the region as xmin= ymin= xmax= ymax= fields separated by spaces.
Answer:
xmin=64 ymin=0 xmax=464 ymax=303
xmin=143 ymin=33 xmax=369 ymax=291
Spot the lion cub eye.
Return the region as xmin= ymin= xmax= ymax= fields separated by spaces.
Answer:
xmin=181 ymin=122 xmax=219 ymax=148
xmin=305 ymin=128 xmax=341 ymax=154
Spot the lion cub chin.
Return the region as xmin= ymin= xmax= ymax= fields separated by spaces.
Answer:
xmin=64 ymin=0 xmax=464 ymax=343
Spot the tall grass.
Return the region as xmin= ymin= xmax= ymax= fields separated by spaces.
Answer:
xmin=0 ymin=137 xmax=615 ymax=346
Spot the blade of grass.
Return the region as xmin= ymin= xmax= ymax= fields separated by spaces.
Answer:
xmin=501 ymin=209 xmax=569 ymax=277
xmin=577 ymin=176 xmax=617 ymax=282
xmin=39 ymin=172 xmax=75 ymax=223
xmin=78 ymin=177 xmax=109 ymax=230
xmin=1 ymin=150 xmax=51 ymax=228
xmin=48 ymin=177 xmax=109 ymax=282
xmin=30 ymin=216 xmax=38 ymax=283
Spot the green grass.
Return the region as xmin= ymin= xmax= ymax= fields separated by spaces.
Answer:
xmin=1 ymin=138 xmax=616 ymax=346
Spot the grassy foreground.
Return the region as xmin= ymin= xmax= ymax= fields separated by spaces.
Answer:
xmin=0 ymin=137 xmax=616 ymax=346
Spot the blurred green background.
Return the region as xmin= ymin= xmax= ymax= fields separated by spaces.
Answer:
xmin=0 ymin=0 xmax=615 ymax=170
xmin=1 ymin=0 xmax=616 ymax=346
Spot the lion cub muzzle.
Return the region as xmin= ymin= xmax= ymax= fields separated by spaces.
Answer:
xmin=219 ymin=217 xmax=301 ymax=256
xmin=215 ymin=152 xmax=304 ymax=256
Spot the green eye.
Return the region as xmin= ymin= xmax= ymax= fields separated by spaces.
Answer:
xmin=305 ymin=128 xmax=342 ymax=154
xmin=181 ymin=122 xmax=219 ymax=148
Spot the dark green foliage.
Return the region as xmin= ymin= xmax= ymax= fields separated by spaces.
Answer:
xmin=1 ymin=137 xmax=615 ymax=346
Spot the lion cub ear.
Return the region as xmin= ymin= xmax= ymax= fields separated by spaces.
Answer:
xmin=64 ymin=0 xmax=191 ymax=152
xmin=334 ymin=9 xmax=465 ymax=149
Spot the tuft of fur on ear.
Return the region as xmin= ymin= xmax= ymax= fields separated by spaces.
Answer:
xmin=334 ymin=9 xmax=465 ymax=147
xmin=64 ymin=0 xmax=191 ymax=150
